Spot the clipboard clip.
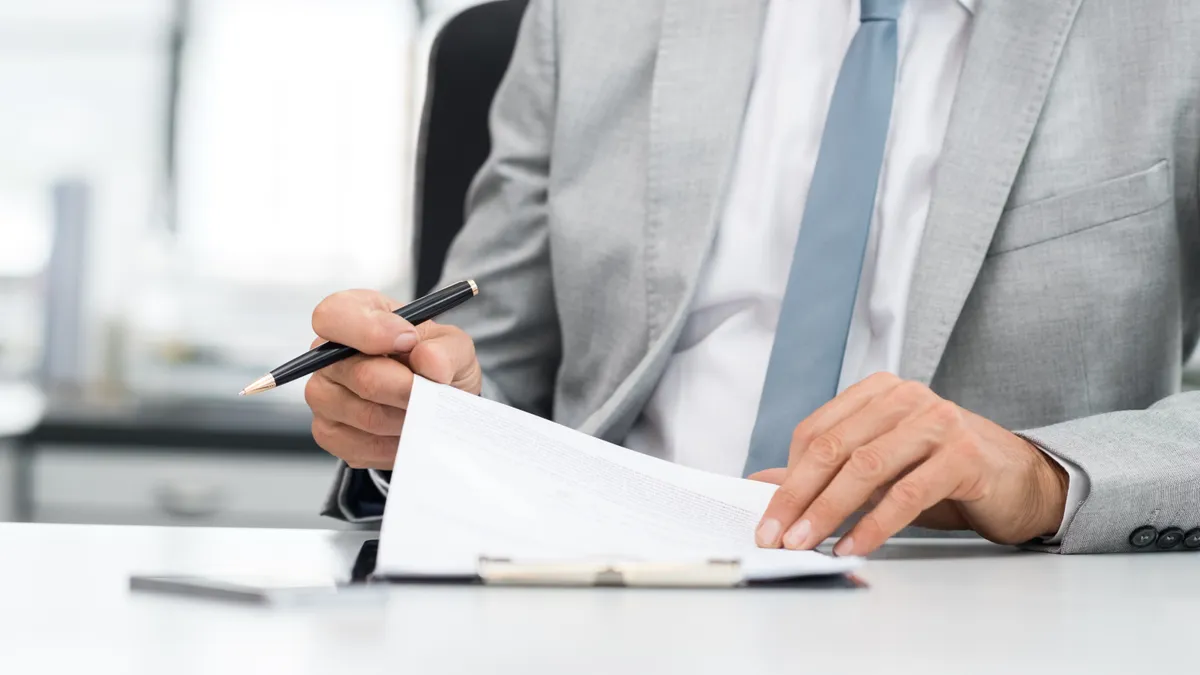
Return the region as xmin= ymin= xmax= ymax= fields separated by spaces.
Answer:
xmin=477 ymin=556 xmax=744 ymax=588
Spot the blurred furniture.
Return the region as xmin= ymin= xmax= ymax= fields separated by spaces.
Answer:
xmin=3 ymin=523 xmax=1198 ymax=674
xmin=12 ymin=395 xmax=341 ymax=528
xmin=0 ymin=384 xmax=45 ymax=521
xmin=413 ymin=0 xmax=528 ymax=295
xmin=41 ymin=180 xmax=90 ymax=388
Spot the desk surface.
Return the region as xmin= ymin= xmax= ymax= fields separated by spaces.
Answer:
xmin=2 ymin=523 xmax=1194 ymax=675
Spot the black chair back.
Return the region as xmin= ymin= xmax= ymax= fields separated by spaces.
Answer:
xmin=414 ymin=0 xmax=529 ymax=295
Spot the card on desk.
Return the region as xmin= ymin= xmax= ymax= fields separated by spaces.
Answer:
xmin=374 ymin=377 xmax=862 ymax=587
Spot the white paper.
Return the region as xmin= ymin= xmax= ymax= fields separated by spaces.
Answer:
xmin=376 ymin=377 xmax=861 ymax=580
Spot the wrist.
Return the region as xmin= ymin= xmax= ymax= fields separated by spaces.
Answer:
xmin=1032 ymin=443 xmax=1070 ymax=539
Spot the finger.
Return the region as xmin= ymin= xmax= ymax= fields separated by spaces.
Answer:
xmin=805 ymin=380 xmax=944 ymax=471
xmin=748 ymin=468 xmax=787 ymax=485
xmin=756 ymin=381 xmax=941 ymax=548
xmin=311 ymin=289 xmax=420 ymax=355
xmin=784 ymin=405 xmax=950 ymax=551
xmin=786 ymin=372 xmax=905 ymax=469
xmin=322 ymin=354 xmax=416 ymax=409
xmin=838 ymin=451 xmax=976 ymax=557
xmin=305 ymin=373 xmax=407 ymax=436
xmin=408 ymin=321 xmax=479 ymax=387
xmin=311 ymin=416 xmax=399 ymax=470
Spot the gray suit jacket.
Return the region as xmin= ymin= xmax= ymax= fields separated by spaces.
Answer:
xmin=327 ymin=0 xmax=1200 ymax=553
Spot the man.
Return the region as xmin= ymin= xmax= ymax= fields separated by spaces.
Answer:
xmin=310 ymin=0 xmax=1200 ymax=555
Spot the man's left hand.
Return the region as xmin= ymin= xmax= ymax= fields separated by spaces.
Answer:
xmin=750 ymin=373 xmax=1069 ymax=557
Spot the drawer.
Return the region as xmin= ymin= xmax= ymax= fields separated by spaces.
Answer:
xmin=30 ymin=446 xmax=346 ymax=528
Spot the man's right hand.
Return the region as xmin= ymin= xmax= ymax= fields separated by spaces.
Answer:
xmin=304 ymin=289 xmax=482 ymax=470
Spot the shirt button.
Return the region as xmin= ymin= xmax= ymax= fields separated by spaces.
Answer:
xmin=1156 ymin=527 xmax=1185 ymax=550
xmin=1129 ymin=526 xmax=1157 ymax=548
xmin=1183 ymin=528 xmax=1200 ymax=550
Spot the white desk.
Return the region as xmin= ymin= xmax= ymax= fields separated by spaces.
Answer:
xmin=1 ymin=523 xmax=1194 ymax=675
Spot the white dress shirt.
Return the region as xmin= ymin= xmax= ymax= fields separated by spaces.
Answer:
xmin=624 ymin=0 xmax=1087 ymax=542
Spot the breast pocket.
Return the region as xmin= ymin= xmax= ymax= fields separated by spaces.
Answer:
xmin=988 ymin=160 xmax=1171 ymax=257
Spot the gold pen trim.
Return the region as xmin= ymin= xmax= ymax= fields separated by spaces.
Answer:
xmin=239 ymin=373 xmax=276 ymax=397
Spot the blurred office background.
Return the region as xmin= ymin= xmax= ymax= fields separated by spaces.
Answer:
xmin=0 ymin=0 xmax=480 ymax=528
xmin=1 ymin=0 xmax=1198 ymax=531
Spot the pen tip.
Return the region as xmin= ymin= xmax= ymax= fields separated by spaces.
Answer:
xmin=468 ymin=279 xmax=478 ymax=296
xmin=239 ymin=374 xmax=277 ymax=397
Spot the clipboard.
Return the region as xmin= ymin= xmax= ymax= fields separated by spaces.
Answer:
xmin=357 ymin=543 xmax=866 ymax=590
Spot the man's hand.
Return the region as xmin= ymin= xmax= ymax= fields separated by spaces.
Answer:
xmin=304 ymin=289 xmax=482 ymax=470
xmin=750 ymin=373 xmax=1069 ymax=557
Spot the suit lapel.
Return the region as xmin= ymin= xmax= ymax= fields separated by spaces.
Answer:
xmin=899 ymin=0 xmax=1084 ymax=385
xmin=644 ymin=0 xmax=767 ymax=340
xmin=581 ymin=0 xmax=766 ymax=437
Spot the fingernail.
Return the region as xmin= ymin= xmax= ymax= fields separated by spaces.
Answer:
xmin=755 ymin=519 xmax=782 ymax=547
xmin=392 ymin=331 xmax=419 ymax=352
xmin=783 ymin=519 xmax=812 ymax=550
xmin=834 ymin=536 xmax=855 ymax=557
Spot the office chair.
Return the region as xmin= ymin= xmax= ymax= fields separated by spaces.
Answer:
xmin=413 ymin=0 xmax=529 ymax=296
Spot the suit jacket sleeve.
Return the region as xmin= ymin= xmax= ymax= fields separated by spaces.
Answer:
xmin=1020 ymin=167 xmax=1200 ymax=554
xmin=322 ymin=0 xmax=562 ymax=522
xmin=1020 ymin=391 xmax=1200 ymax=554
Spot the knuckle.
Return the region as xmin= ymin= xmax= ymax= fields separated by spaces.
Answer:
xmin=856 ymin=510 xmax=885 ymax=535
xmin=355 ymin=403 xmax=385 ymax=434
xmin=855 ymin=511 xmax=890 ymax=541
xmin=790 ymin=423 xmax=814 ymax=453
xmin=929 ymin=400 xmax=963 ymax=427
xmin=892 ymin=380 xmax=932 ymax=405
xmin=806 ymin=495 xmax=837 ymax=522
xmin=890 ymin=479 xmax=927 ymax=510
xmin=867 ymin=371 xmax=896 ymax=385
xmin=454 ymin=329 xmax=479 ymax=362
xmin=311 ymin=418 xmax=335 ymax=451
xmin=368 ymin=321 xmax=396 ymax=353
xmin=948 ymin=436 xmax=983 ymax=463
xmin=847 ymin=445 xmax=888 ymax=480
xmin=807 ymin=434 xmax=846 ymax=468
xmin=303 ymin=376 xmax=322 ymax=410
xmin=310 ymin=294 xmax=341 ymax=334
xmin=771 ymin=484 xmax=806 ymax=512
xmin=371 ymin=435 xmax=399 ymax=466
xmin=352 ymin=360 xmax=386 ymax=402
xmin=362 ymin=403 xmax=402 ymax=437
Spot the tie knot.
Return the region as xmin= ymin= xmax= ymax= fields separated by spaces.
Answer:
xmin=861 ymin=0 xmax=904 ymax=22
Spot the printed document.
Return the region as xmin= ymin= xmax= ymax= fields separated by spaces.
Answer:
xmin=376 ymin=377 xmax=861 ymax=581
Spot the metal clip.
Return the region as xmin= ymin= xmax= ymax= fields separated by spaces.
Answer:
xmin=477 ymin=557 xmax=744 ymax=587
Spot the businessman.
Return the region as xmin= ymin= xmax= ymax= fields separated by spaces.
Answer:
xmin=310 ymin=0 xmax=1200 ymax=555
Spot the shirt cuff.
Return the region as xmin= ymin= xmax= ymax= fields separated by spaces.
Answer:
xmin=334 ymin=466 xmax=386 ymax=523
xmin=368 ymin=468 xmax=391 ymax=497
xmin=1029 ymin=442 xmax=1091 ymax=544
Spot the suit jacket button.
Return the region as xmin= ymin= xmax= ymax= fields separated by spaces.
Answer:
xmin=1129 ymin=526 xmax=1157 ymax=548
xmin=1156 ymin=527 xmax=1184 ymax=550
xmin=1184 ymin=528 xmax=1200 ymax=550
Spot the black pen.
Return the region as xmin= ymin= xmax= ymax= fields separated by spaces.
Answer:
xmin=238 ymin=280 xmax=478 ymax=396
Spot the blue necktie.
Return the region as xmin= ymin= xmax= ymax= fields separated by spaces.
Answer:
xmin=743 ymin=0 xmax=905 ymax=476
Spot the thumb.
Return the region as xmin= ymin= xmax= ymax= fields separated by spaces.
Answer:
xmin=408 ymin=322 xmax=480 ymax=391
xmin=311 ymin=289 xmax=420 ymax=355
